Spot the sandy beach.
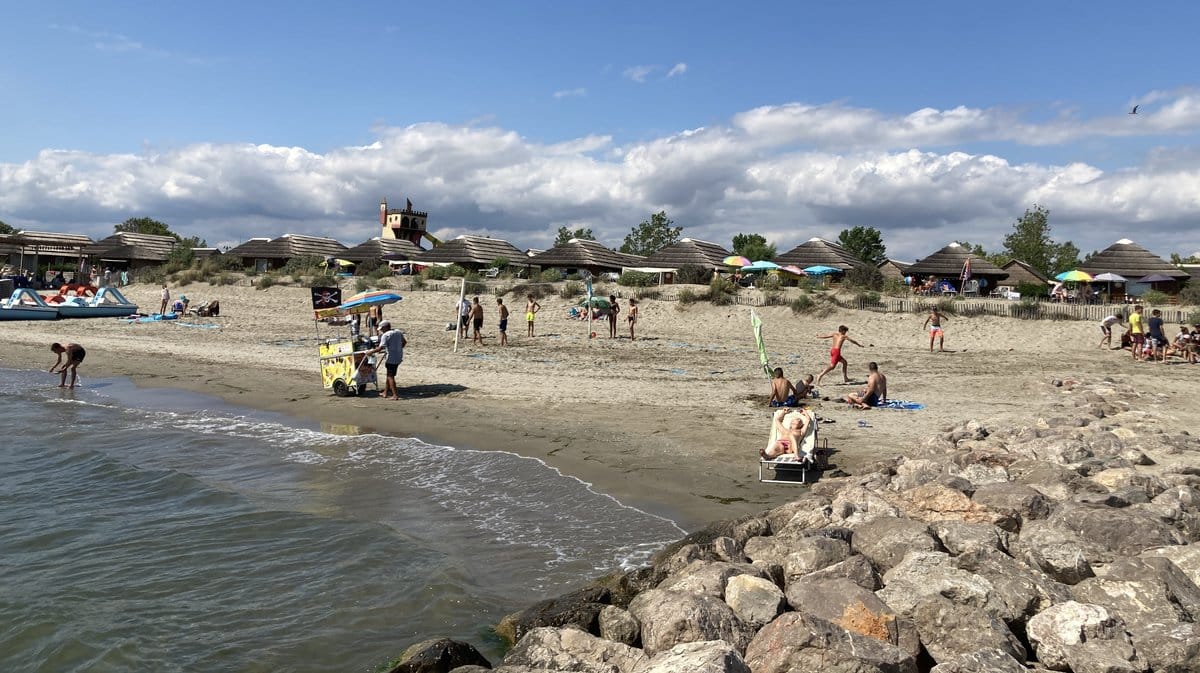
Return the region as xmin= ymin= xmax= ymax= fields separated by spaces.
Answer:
xmin=4 ymin=279 xmax=1198 ymax=530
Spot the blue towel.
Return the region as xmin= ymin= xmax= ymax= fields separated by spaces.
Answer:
xmin=879 ymin=400 xmax=925 ymax=410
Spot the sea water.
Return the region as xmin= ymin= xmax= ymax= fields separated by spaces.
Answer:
xmin=0 ymin=368 xmax=683 ymax=673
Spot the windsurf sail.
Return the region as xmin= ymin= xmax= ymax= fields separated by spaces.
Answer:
xmin=750 ymin=309 xmax=772 ymax=377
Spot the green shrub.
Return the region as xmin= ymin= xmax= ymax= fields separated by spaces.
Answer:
xmin=491 ymin=257 xmax=509 ymax=270
xmin=560 ymin=280 xmax=583 ymax=299
xmin=257 ymin=274 xmax=278 ymax=290
xmin=281 ymin=255 xmax=323 ymax=277
xmin=1188 ymin=310 xmax=1200 ymax=325
xmin=1140 ymin=289 xmax=1168 ymax=305
xmin=790 ymin=295 xmax=815 ymax=314
xmin=447 ymin=264 xmax=468 ymax=277
xmin=844 ymin=265 xmax=883 ymax=291
xmin=369 ymin=263 xmax=393 ymax=280
xmin=619 ymin=271 xmax=655 ymax=287
xmin=856 ymin=291 xmax=881 ymax=305
xmin=882 ymin=278 xmax=907 ymax=296
xmin=677 ymin=288 xmax=699 ymax=304
xmin=935 ymin=298 xmax=957 ymax=315
xmin=758 ymin=274 xmax=783 ymax=291
xmin=512 ymin=283 xmax=548 ymax=301
xmin=636 ymin=289 xmax=661 ymax=300
xmin=540 ymin=269 xmax=563 ymax=283
xmin=708 ymin=275 xmax=736 ymax=305
xmin=762 ymin=291 xmax=786 ymax=306
xmin=1180 ymin=282 xmax=1200 ymax=306
xmin=214 ymin=272 xmax=236 ymax=286
xmin=354 ymin=277 xmax=371 ymax=293
xmin=1010 ymin=298 xmax=1041 ymax=318
xmin=675 ymin=265 xmax=712 ymax=285
xmin=411 ymin=276 xmax=426 ymax=290
xmin=175 ymin=269 xmax=203 ymax=286
xmin=1016 ymin=281 xmax=1048 ymax=298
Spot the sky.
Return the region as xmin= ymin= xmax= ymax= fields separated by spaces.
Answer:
xmin=2 ymin=1 xmax=1200 ymax=262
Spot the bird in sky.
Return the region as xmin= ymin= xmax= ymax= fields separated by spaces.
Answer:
xmin=1129 ymin=105 xmax=1139 ymax=114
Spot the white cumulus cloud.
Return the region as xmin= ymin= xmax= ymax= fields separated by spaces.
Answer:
xmin=623 ymin=65 xmax=655 ymax=83
xmin=667 ymin=63 xmax=688 ymax=78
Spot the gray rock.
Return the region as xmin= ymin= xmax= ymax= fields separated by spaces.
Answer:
xmin=970 ymin=482 xmax=1052 ymax=526
xmin=387 ymin=638 xmax=492 ymax=673
xmin=599 ymin=605 xmax=640 ymax=647
xmin=782 ymin=536 xmax=852 ymax=583
xmin=890 ymin=458 xmax=948 ymax=491
xmin=744 ymin=612 xmax=917 ymax=673
xmin=591 ymin=566 xmax=665 ymax=609
xmin=928 ymin=649 xmax=1028 ymax=673
xmin=628 ymin=589 xmax=753 ymax=656
xmin=651 ymin=515 xmax=769 ymax=569
xmin=1026 ymin=601 xmax=1145 ymax=673
xmin=1141 ymin=544 xmax=1200 ymax=589
xmin=1072 ymin=556 xmax=1200 ymax=624
xmin=656 ymin=561 xmax=770 ymax=599
xmin=932 ymin=520 xmax=1010 ymax=556
xmin=829 ymin=486 xmax=903 ymax=526
xmin=909 ymin=597 xmax=1025 ymax=664
xmin=1016 ymin=521 xmax=1096 ymax=585
xmin=851 ymin=518 xmax=944 ymax=573
xmin=722 ymin=574 xmax=784 ymax=630
xmin=801 ymin=553 xmax=882 ymax=591
xmin=889 ymin=483 xmax=1017 ymax=530
xmin=877 ymin=551 xmax=1001 ymax=617
xmin=954 ymin=547 xmax=1071 ymax=626
xmin=502 ymin=627 xmax=647 ymax=673
xmin=1046 ymin=502 xmax=1186 ymax=558
xmin=632 ymin=641 xmax=750 ymax=673
xmin=764 ymin=494 xmax=832 ymax=533
xmin=496 ymin=586 xmax=611 ymax=644
xmin=447 ymin=666 xmax=490 ymax=673
xmin=786 ymin=578 xmax=920 ymax=658
xmin=1124 ymin=622 xmax=1200 ymax=673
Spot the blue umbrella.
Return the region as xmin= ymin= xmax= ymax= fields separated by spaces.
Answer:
xmin=803 ymin=265 xmax=840 ymax=275
xmin=339 ymin=290 xmax=403 ymax=311
xmin=742 ymin=260 xmax=781 ymax=272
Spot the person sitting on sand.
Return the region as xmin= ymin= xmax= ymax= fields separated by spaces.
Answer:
xmin=816 ymin=325 xmax=862 ymax=385
xmin=769 ymin=367 xmax=798 ymax=407
xmin=761 ymin=405 xmax=816 ymax=461
xmin=845 ymin=362 xmax=887 ymax=410
xmin=795 ymin=373 xmax=815 ymax=399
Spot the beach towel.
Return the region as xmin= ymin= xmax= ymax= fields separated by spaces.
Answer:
xmin=172 ymin=321 xmax=221 ymax=329
xmin=878 ymin=400 xmax=925 ymax=410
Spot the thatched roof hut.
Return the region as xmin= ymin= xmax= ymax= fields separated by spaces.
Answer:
xmin=342 ymin=237 xmax=423 ymax=263
xmin=644 ymin=238 xmax=731 ymax=270
xmin=416 ymin=235 xmax=526 ymax=269
xmin=1000 ymin=259 xmax=1051 ymax=286
xmin=774 ymin=237 xmax=864 ymax=271
xmin=1 ymin=230 xmax=94 ymax=275
xmin=1079 ymin=239 xmax=1189 ymax=281
xmin=83 ymin=232 xmax=178 ymax=268
xmin=877 ymin=259 xmax=911 ymax=281
xmin=225 ymin=234 xmax=348 ymax=271
xmin=528 ymin=239 xmax=645 ymax=274
xmin=907 ymin=242 xmax=1008 ymax=282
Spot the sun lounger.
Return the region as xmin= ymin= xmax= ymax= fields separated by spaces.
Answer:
xmin=759 ymin=437 xmax=828 ymax=484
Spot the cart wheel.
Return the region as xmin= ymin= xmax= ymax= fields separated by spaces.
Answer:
xmin=332 ymin=379 xmax=351 ymax=397
xmin=357 ymin=384 xmax=367 ymax=396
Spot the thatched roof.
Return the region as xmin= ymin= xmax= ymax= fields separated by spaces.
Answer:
xmin=774 ymin=238 xmax=864 ymax=270
xmin=1079 ymin=238 xmax=1189 ymax=280
xmin=528 ymin=239 xmax=645 ymax=272
xmin=84 ymin=232 xmax=177 ymax=262
xmin=644 ymin=238 xmax=731 ymax=270
xmin=907 ymin=242 xmax=1008 ymax=279
xmin=5 ymin=230 xmax=94 ymax=252
xmin=225 ymin=234 xmax=347 ymax=260
xmin=417 ymin=235 xmax=526 ymax=267
xmin=876 ymin=259 xmax=911 ymax=280
xmin=341 ymin=237 xmax=423 ymax=262
xmin=1001 ymin=259 xmax=1051 ymax=285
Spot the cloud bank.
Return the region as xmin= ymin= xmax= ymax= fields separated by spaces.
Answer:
xmin=3 ymin=94 xmax=1200 ymax=260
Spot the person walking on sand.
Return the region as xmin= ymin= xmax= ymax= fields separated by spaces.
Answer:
xmin=368 ymin=321 xmax=407 ymax=400
xmin=49 ymin=342 xmax=86 ymax=389
xmin=816 ymin=325 xmax=862 ymax=385
xmin=159 ymin=284 xmax=170 ymax=315
xmin=497 ymin=297 xmax=509 ymax=346
xmin=922 ymin=307 xmax=948 ymax=352
xmin=525 ymin=294 xmax=541 ymax=337
xmin=608 ymin=295 xmax=620 ymax=338
xmin=627 ymin=298 xmax=639 ymax=340
xmin=470 ymin=296 xmax=485 ymax=345
xmin=1099 ymin=313 xmax=1125 ymax=350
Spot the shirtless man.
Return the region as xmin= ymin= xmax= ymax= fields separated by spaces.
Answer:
xmin=761 ymin=406 xmax=815 ymax=461
xmin=525 ymin=294 xmax=541 ymax=337
xmin=768 ymin=367 xmax=798 ymax=407
xmin=923 ymin=308 xmax=947 ymax=352
xmin=470 ymin=297 xmax=485 ymax=345
xmin=497 ymin=297 xmax=510 ymax=346
xmin=815 ymin=325 xmax=862 ymax=385
xmin=49 ymin=342 xmax=86 ymax=389
xmin=845 ymin=362 xmax=887 ymax=409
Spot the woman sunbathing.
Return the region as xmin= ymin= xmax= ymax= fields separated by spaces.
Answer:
xmin=761 ymin=406 xmax=816 ymax=462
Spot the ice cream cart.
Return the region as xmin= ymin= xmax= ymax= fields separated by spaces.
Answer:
xmin=312 ymin=289 xmax=402 ymax=397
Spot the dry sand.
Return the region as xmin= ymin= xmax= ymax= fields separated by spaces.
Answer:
xmin=3 ymin=280 xmax=1198 ymax=530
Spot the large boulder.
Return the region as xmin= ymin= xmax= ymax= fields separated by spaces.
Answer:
xmin=785 ymin=578 xmax=920 ymax=658
xmin=627 ymin=589 xmax=753 ymax=656
xmin=1046 ymin=502 xmax=1186 ymax=558
xmin=928 ymin=649 xmax=1027 ymax=673
xmin=656 ymin=560 xmax=770 ymax=599
xmin=1122 ymin=622 xmax=1200 ymax=673
xmin=631 ymin=641 xmax=750 ymax=673
xmin=931 ymin=520 xmax=1011 ymax=556
xmin=591 ymin=566 xmax=666 ymax=609
xmin=800 ymin=553 xmax=882 ymax=591
xmin=495 ymin=586 xmax=611 ymax=644
xmin=1026 ymin=601 xmax=1145 ymax=673
xmin=954 ymin=547 xmax=1071 ymax=626
xmin=1014 ymin=520 xmax=1096 ymax=585
xmin=782 ymin=536 xmax=852 ymax=583
xmin=908 ymin=597 xmax=1025 ymax=664
xmin=502 ymin=627 xmax=646 ymax=673
xmin=876 ymin=551 xmax=1001 ymax=617
xmin=829 ymin=486 xmax=903 ymax=527
xmin=599 ymin=605 xmax=640 ymax=647
xmin=1071 ymin=556 xmax=1200 ymax=626
xmin=851 ymin=519 xmax=944 ymax=573
xmin=887 ymin=483 xmax=1016 ymax=530
xmin=744 ymin=612 xmax=917 ymax=673
xmin=723 ymin=574 xmax=784 ymax=631
xmin=970 ymin=482 xmax=1053 ymax=525
xmin=386 ymin=638 xmax=491 ymax=673
xmin=1141 ymin=544 xmax=1200 ymax=589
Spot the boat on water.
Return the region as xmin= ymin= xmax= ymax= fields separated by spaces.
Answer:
xmin=51 ymin=287 xmax=140 ymax=319
xmin=0 ymin=288 xmax=59 ymax=321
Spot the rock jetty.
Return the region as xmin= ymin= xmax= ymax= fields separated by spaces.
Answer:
xmin=387 ymin=378 xmax=1200 ymax=673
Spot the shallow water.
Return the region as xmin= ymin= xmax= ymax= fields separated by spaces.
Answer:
xmin=0 ymin=369 xmax=683 ymax=673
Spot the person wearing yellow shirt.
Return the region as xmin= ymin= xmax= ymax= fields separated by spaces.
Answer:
xmin=1128 ymin=305 xmax=1145 ymax=361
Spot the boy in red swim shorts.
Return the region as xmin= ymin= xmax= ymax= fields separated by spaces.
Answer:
xmin=815 ymin=325 xmax=863 ymax=385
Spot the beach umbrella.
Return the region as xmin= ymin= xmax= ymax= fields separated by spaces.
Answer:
xmin=742 ymin=260 xmax=781 ymax=272
xmin=1093 ymin=272 xmax=1127 ymax=302
xmin=339 ymin=290 xmax=403 ymax=311
xmin=779 ymin=265 xmax=808 ymax=276
xmin=803 ymin=265 xmax=839 ymax=275
xmin=723 ymin=255 xmax=752 ymax=267
xmin=1136 ymin=273 xmax=1175 ymax=283
xmin=1054 ymin=269 xmax=1093 ymax=282
xmin=578 ymin=296 xmax=611 ymax=309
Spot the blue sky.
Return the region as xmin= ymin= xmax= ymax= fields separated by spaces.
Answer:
xmin=3 ymin=1 xmax=1200 ymax=260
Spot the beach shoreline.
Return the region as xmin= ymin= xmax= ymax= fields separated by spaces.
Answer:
xmin=4 ymin=281 xmax=1199 ymax=531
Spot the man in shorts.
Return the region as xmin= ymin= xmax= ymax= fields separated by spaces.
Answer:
xmin=368 ymin=321 xmax=407 ymax=400
xmin=845 ymin=362 xmax=887 ymax=410
xmin=49 ymin=342 xmax=86 ymax=389
xmin=816 ymin=325 xmax=863 ymax=385
xmin=1128 ymin=305 xmax=1145 ymax=361
xmin=1099 ymin=313 xmax=1125 ymax=349
xmin=923 ymin=307 xmax=947 ymax=352
xmin=458 ymin=297 xmax=471 ymax=339
xmin=470 ymin=296 xmax=485 ymax=345
xmin=497 ymin=297 xmax=509 ymax=346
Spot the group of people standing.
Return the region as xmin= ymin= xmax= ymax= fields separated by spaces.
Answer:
xmin=456 ymin=294 xmax=546 ymax=346
xmin=1101 ymin=305 xmax=1198 ymax=364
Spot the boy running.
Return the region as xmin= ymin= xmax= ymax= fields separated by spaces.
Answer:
xmin=816 ymin=325 xmax=862 ymax=385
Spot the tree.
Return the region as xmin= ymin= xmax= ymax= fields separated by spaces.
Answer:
xmin=116 ymin=217 xmax=174 ymax=237
xmin=836 ymin=226 xmax=887 ymax=266
xmin=0 ymin=219 xmax=14 ymax=235
xmin=619 ymin=211 xmax=681 ymax=257
xmin=1170 ymin=252 xmax=1200 ymax=264
xmin=1001 ymin=205 xmax=1079 ymax=277
xmin=731 ymin=233 xmax=776 ymax=262
xmin=554 ymin=226 xmax=595 ymax=246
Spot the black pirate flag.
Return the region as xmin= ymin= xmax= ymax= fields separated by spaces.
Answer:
xmin=310 ymin=287 xmax=342 ymax=310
